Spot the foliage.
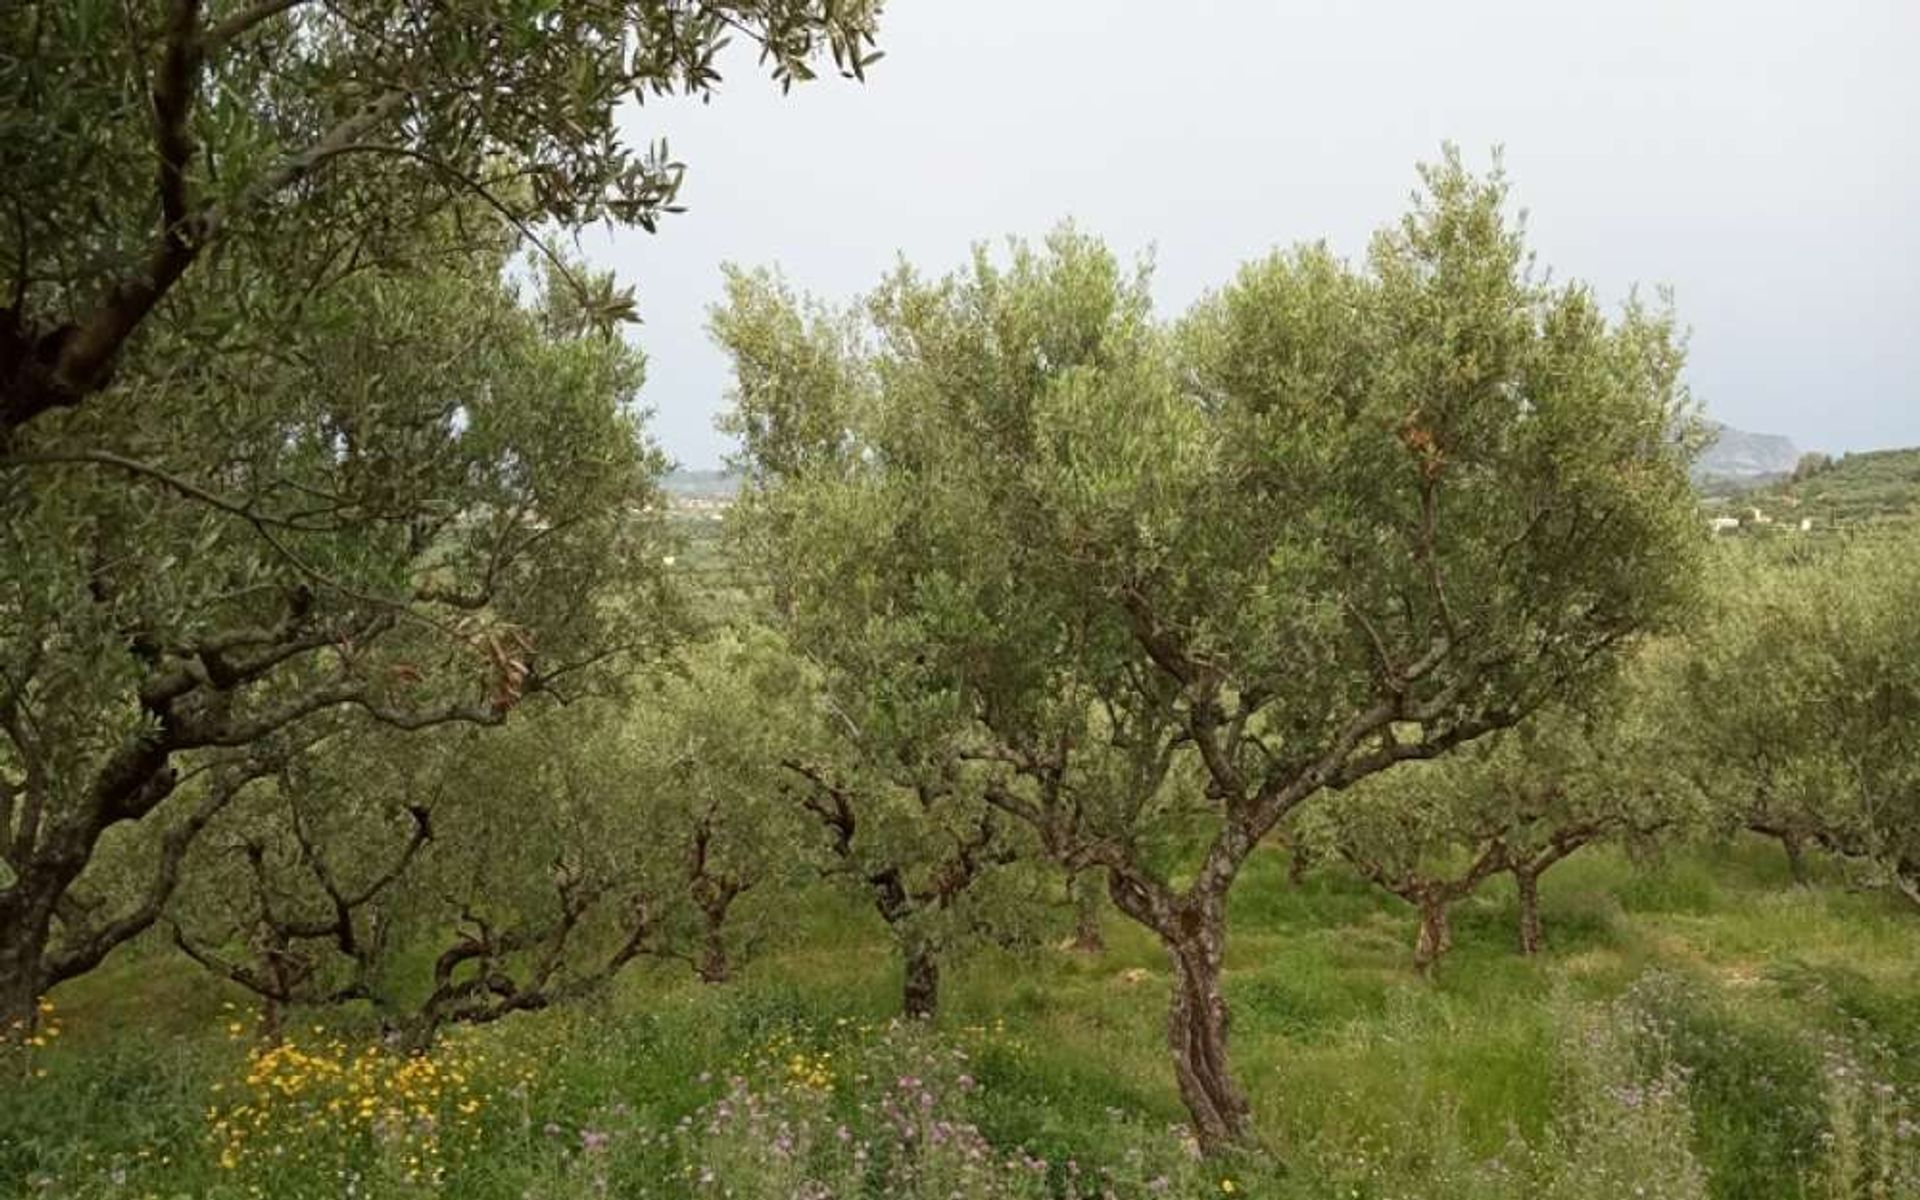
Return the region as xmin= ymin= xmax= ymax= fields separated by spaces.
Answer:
xmin=711 ymin=271 xmax=1050 ymax=1021
xmin=617 ymin=630 xmax=821 ymax=983
xmin=0 ymin=0 xmax=883 ymax=436
xmin=8 ymin=5 xmax=1915 ymax=1183
xmin=164 ymin=637 xmax=829 ymax=1041
xmin=0 ymin=231 xmax=674 ymax=1027
xmin=716 ymin=148 xmax=1707 ymax=1147
xmin=1681 ymin=531 xmax=1920 ymax=901
xmin=166 ymin=745 xmax=440 ymax=1032
xmin=0 ymin=0 xmax=885 ymax=1024
xmin=1314 ymin=657 xmax=1703 ymax=969
xmin=14 ymin=841 xmax=1920 ymax=1198
xmin=1792 ymin=452 xmax=1836 ymax=483
xmin=203 ymin=1024 xmax=535 ymax=1187
xmin=1527 ymin=990 xmax=1711 ymax=1200
xmin=1742 ymin=448 xmax=1920 ymax=529
xmin=1620 ymin=971 xmax=1835 ymax=1199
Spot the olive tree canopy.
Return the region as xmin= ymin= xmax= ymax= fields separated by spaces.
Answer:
xmin=718 ymin=151 xmax=1705 ymax=1150
xmin=1683 ymin=534 xmax=1920 ymax=900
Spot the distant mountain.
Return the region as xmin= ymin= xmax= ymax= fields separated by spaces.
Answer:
xmin=1694 ymin=423 xmax=1801 ymax=484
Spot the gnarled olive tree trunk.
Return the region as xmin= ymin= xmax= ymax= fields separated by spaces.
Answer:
xmin=1347 ymin=840 xmax=1508 ymax=977
xmin=1782 ymin=834 xmax=1809 ymax=887
xmin=1748 ymin=815 xmax=1814 ymax=887
xmin=1165 ymin=924 xmax=1246 ymax=1147
xmin=0 ymin=896 xmax=53 ymax=1039
xmin=1411 ymin=890 xmax=1455 ymax=975
xmin=1108 ymin=871 xmax=1251 ymax=1151
xmin=1 ymin=753 xmax=270 ymax=1036
xmin=787 ymin=762 xmax=1013 ymax=1023
xmin=1069 ymin=868 xmax=1106 ymax=953
xmin=902 ymin=939 xmax=941 ymax=1019
xmin=1505 ymin=824 xmax=1603 ymax=956
xmin=686 ymin=820 xmax=750 ymax=985
xmin=1513 ymin=867 xmax=1544 ymax=956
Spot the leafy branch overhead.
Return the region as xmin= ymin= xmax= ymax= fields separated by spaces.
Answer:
xmin=0 ymin=0 xmax=883 ymax=438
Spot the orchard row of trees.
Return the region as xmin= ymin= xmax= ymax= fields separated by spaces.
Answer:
xmin=0 ymin=0 xmax=879 ymax=1029
xmin=143 ymin=627 xmax=1055 ymax=1044
xmin=698 ymin=176 xmax=1918 ymax=1149
xmin=6 ymin=1 xmax=1918 ymax=1163
xmin=710 ymin=157 xmax=1711 ymax=1147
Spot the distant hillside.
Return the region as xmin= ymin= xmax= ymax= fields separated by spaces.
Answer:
xmin=1742 ymin=447 xmax=1920 ymax=528
xmin=1693 ymin=422 xmax=1800 ymax=486
xmin=660 ymin=468 xmax=742 ymax=499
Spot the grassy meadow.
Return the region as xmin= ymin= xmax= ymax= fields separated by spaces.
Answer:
xmin=9 ymin=838 xmax=1919 ymax=1199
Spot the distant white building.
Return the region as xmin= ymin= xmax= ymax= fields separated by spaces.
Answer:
xmin=1708 ymin=516 xmax=1741 ymax=534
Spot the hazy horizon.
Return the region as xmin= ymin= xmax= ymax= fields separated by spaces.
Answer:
xmin=583 ymin=0 xmax=1919 ymax=469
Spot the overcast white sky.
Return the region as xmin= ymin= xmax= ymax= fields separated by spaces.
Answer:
xmin=582 ymin=0 xmax=1920 ymax=468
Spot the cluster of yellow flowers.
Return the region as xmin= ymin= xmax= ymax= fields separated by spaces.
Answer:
xmin=957 ymin=1016 xmax=1010 ymax=1039
xmin=784 ymin=1045 xmax=837 ymax=1093
xmin=206 ymin=1020 xmax=532 ymax=1189
xmin=6 ymin=997 xmax=62 ymax=1079
xmin=741 ymin=1026 xmax=840 ymax=1094
xmin=957 ymin=1015 xmax=1030 ymax=1056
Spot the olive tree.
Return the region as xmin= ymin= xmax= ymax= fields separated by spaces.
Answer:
xmin=168 ymin=704 xmax=680 ymax=1051
xmin=165 ymin=633 xmax=821 ymax=1041
xmin=752 ymin=621 xmax=1043 ymax=1020
xmin=166 ymin=727 xmax=443 ymax=1043
xmin=0 ymin=238 xmax=674 ymax=1033
xmin=716 ymin=151 xmax=1704 ymax=1149
xmin=1685 ymin=543 xmax=1872 ymax=882
xmin=779 ymin=752 xmax=1040 ymax=1020
xmin=373 ymin=707 xmax=672 ymax=1049
xmin=1683 ymin=534 xmax=1920 ymax=900
xmin=1493 ymin=649 xmax=1701 ymax=952
xmin=621 ymin=631 xmax=819 ymax=985
xmin=709 ymin=274 xmax=1050 ymax=1020
xmin=1310 ymin=755 xmax=1517 ymax=976
xmin=1 ymin=0 xmax=886 ymax=1032
xmin=1314 ymin=668 xmax=1695 ymax=971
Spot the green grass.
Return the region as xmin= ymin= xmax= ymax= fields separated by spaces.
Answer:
xmin=9 ymin=839 xmax=1920 ymax=1198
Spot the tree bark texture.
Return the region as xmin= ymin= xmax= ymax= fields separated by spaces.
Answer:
xmin=1106 ymin=871 xmax=1253 ymax=1152
xmin=1070 ymin=869 xmax=1106 ymax=953
xmin=1413 ymin=892 xmax=1454 ymax=976
xmin=902 ymin=942 xmax=940 ymax=1020
xmin=1514 ymin=869 xmax=1543 ymax=956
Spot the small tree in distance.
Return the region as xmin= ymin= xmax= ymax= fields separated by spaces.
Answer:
xmin=1684 ymin=534 xmax=1920 ymax=902
xmin=1312 ymin=662 xmax=1696 ymax=972
xmin=621 ymin=631 xmax=820 ymax=986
